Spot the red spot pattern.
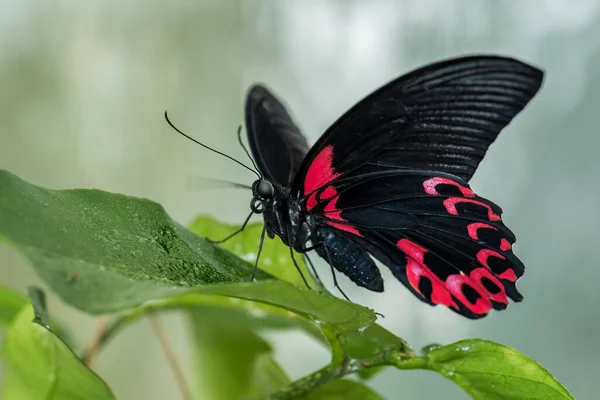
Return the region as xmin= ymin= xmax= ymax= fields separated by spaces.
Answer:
xmin=321 ymin=185 xmax=337 ymax=199
xmin=302 ymin=146 xmax=359 ymax=235
xmin=398 ymin=238 xmax=513 ymax=315
xmin=469 ymin=268 xmax=508 ymax=304
xmin=397 ymin=239 xmax=458 ymax=310
xmin=476 ymin=248 xmax=517 ymax=284
xmin=306 ymin=192 xmax=318 ymax=211
xmin=324 ymin=196 xmax=338 ymax=213
xmin=443 ymin=197 xmax=501 ymax=221
xmin=306 ymin=185 xmax=338 ymax=211
xmin=445 ymin=274 xmax=493 ymax=314
xmin=419 ymin=176 xmax=517 ymax=312
xmin=471 ymin=249 xmax=513 ymax=301
xmin=327 ymin=221 xmax=361 ymax=236
xmin=467 ymin=222 xmax=495 ymax=240
xmin=304 ymin=145 xmax=341 ymax=195
xmin=467 ymin=222 xmax=512 ymax=252
xmin=323 ymin=196 xmax=361 ymax=236
xmin=498 ymin=268 xmax=518 ymax=282
xmin=476 ymin=249 xmax=506 ymax=270
xmin=423 ymin=177 xmax=475 ymax=197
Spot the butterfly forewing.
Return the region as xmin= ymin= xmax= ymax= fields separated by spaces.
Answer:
xmin=314 ymin=171 xmax=523 ymax=318
xmin=292 ymin=55 xmax=544 ymax=197
xmin=245 ymin=85 xmax=310 ymax=187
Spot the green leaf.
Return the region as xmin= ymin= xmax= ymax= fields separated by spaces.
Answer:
xmin=0 ymin=285 xmax=74 ymax=348
xmin=189 ymin=215 xmax=318 ymax=287
xmin=110 ymin=291 xmax=325 ymax=344
xmin=426 ymin=339 xmax=575 ymax=400
xmin=28 ymin=286 xmax=49 ymax=326
xmin=0 ymin=286 xmax=28 ymax=326
xmin=189 ymin=214 xmax=409 ymax=375
xmin=0 ymin=169 xmax=375 ymax=333
xmin=344 ymin=323 xmax=410 ymax=360
xmin=296 ymin=379 xmax=384 ymax=400
xmin=0 ymin=169 xmax=259 ymax=312
xmin=343 ymin=323 xmax=410 ymax=380
xmin=189 ymin=307 xmax=289 ymax=400
xmin=2 ymin=290 xmax=115 ymax=400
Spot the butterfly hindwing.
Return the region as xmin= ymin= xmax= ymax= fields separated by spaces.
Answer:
xmin=312 ymin=171 xmax=524 ymax=318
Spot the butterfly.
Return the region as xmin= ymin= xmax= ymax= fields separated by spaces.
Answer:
xmin=169 ymin=55 xmax=544 ymax=319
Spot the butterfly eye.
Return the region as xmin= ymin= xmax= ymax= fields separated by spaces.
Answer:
xmin=257 ymin=181 xmax=274 ymax=199
xmin=250 ymin=198 xmax=265 ymax=214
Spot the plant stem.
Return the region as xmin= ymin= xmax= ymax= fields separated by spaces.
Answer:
xmin=82 ymin=316 xmax=109 ymax=367
xmin=148 ymin=314 xmax=193 ymax=400
xmin=268 ymin=346 xmax=429 ymax=399
xmin=81 ymin=307 xmax=148 ymax=364
xmin=79 ymin=301 xmax=427 ymax=400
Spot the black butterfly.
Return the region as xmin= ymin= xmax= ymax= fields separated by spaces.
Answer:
xmin=171 ymin=55 xmax=544 ymax=319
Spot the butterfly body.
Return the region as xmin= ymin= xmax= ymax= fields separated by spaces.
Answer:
xmin=243 ymin=55 xmax=544 ymax=319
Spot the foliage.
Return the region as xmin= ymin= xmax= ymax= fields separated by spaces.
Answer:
xmin=0 ymin=170 xmax=575 ymax=399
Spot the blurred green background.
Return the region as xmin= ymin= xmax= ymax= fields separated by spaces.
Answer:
xmin=0 ymin=1 xmax=598 ymax=399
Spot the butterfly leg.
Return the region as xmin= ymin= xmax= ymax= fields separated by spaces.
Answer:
xmin=289 ymin=245 xmax=311 ymax=289
xmin=301 ymin=242 xmax=324 ymax=252
xmin=207 ymin=211 xmax=253 ymax=244
xmin=283 ymin=224 xmax=312 ymax=289
xmin=302 ymin=253 xmax=324 ymax=288
xmin=296 ymin=228 xmax=325 ymax=287
xmin=250 ymin=224 xmax=267 ymax=282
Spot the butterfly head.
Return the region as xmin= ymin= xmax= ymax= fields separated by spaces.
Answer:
xmin=250 ymin=179 xmax=274 ymax=214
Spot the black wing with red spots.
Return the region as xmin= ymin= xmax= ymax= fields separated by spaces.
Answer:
xmin=291 ymin=55 xmax=543 ymax=318
xmin=310 ymin=172 xmax=523 ymax=318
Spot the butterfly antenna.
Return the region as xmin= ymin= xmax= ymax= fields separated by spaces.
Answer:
xmin=236 ymin=125 xmax=261 ymax=177
xmin=164 ymin=111 xmax=261 ymax=179
xmin=187 ymin=176 xmax=253 ymax=191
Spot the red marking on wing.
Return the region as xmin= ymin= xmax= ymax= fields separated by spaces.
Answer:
xmin=306 ymin=192 xmax=318 ymax=211
xmin=467 ymin=222 xmax=496 ymax=240
xmin=423 ymin=177 xmax=475 ymax=197
xmin=326 ymin=221 xmax=361 ymax=236
xmin=304 ymin=145 xmax=341 ymax=195
xmin=498 ymin=268 xmax=517 ymax=282
xmin=323 ymin=196 xmax=362 ymax=236
xmin=467 ymin=222 xmax=512 ymax=255
xmin=476 ymin=249 xmax=505 ymax=269
xmin=443 ymin=197 xmax=501 ymax=221
xmin=324 ymin=196 xmax=338 ymax=213
xmin=320 ymin=185 xmax=337 ymax=200
xmin=306 ymin=185 xmax=337 ymax=211
xmin=477 ymin=248 xmax=517 ymax=283
xmin=397 ymin=239 xmax=458 ymax=309
xmin=445 ymin=274 xmax=493 ymax=314
xmin=399 ymin=239 xmax=497 ymax=315
xmin=469 ymin=267 xmax=508 ymax=304
xmin=500 ymin=238 xmax=512 ymax=251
